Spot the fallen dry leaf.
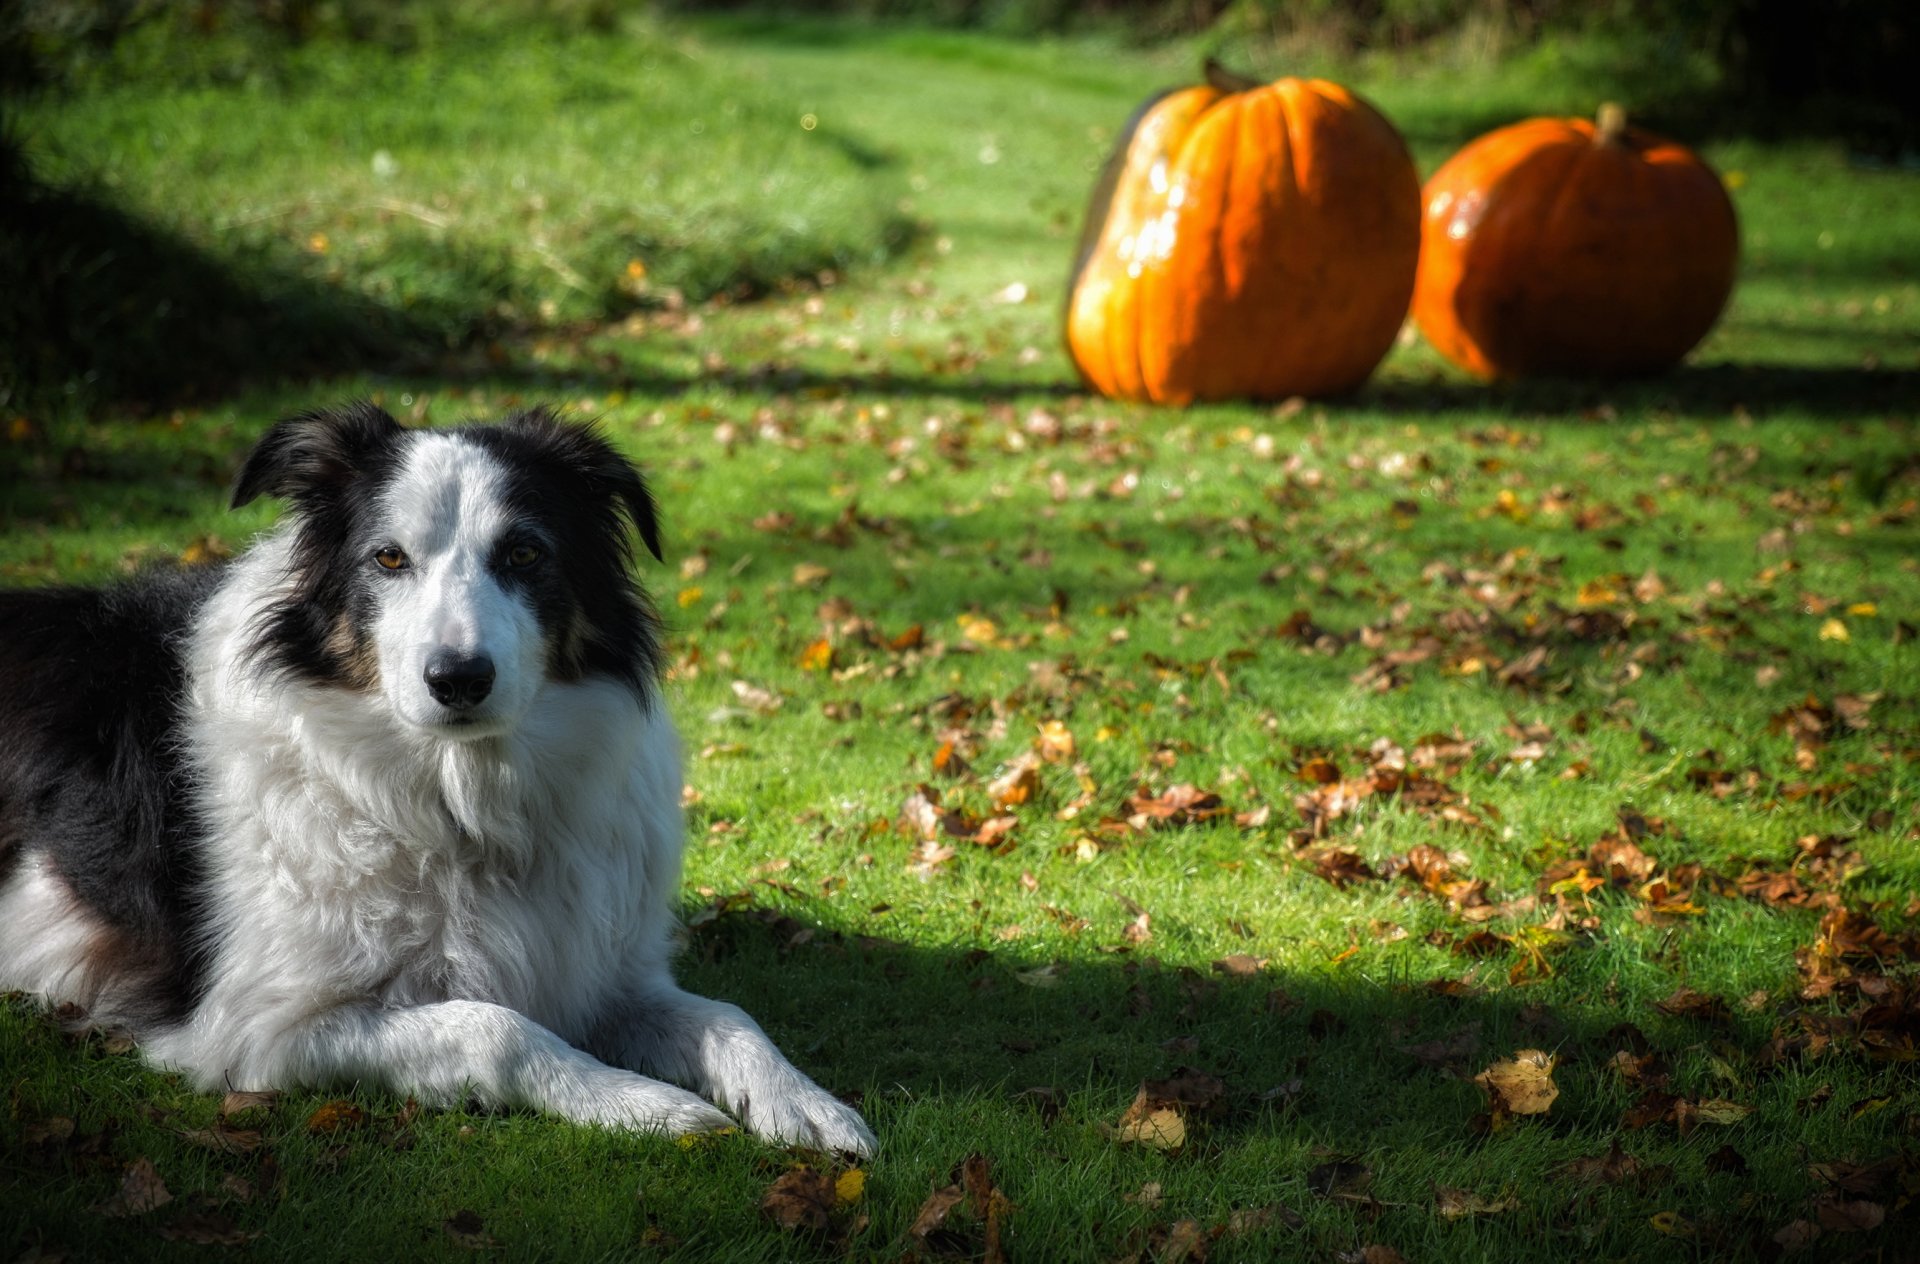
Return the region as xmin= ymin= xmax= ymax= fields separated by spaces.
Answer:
xmin=94 ymin=1157 xmax=172 ymax=1218
xmin=306 ymin=1100 xmax=365 ymax=1133
xmin=1474 ymin=1050 xmax=1558 ymax=1117
xmin=156 ymin=1211 xmax=258 ymax=1246
xmin=760 ymin=1168 xmax=838 ymax=1234
xmin=443 ymin=1209 xmax=496 ymax=1249
xmin=1433 ymin=1184 xmax=1518 ymax=1218
xmin=219 ymin=1089 xmax=279 ymax=1118
xmin=1555 ymin=1139 xmax=1642 ymax=1186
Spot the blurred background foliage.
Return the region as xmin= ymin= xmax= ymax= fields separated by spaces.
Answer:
xmin=7 ymin=0 xmax=1910 ymax=144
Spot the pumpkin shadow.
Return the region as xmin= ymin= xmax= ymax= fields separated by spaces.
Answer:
xmin=1358 ymin=363 xmax=1920 ymax=423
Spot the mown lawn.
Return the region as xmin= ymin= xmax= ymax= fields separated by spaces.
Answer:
xmin=3 ymin=12 xmax=1917 ymax=1263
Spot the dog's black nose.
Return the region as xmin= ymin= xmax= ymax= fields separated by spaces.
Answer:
xmin=424 ymin=652 xmax=495 ymax=709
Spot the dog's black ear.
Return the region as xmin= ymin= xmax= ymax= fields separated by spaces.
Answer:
xmin=607 ymin=458 xmax=664 ymax=563
xmin=230 ymin=402 xmax=404 ymax=510
xmin=508 ymin=407 xmax=664 ymax=562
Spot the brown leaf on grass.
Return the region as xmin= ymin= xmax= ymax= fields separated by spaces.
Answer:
xmin=1773 ymin=1220 xmax=1822 ymax=1252
xmin=1433 ymin=1185 xmax=1518 ymax=1218
xmin=987 ymin=752 xmax=1041 ymax=809
xmin=306 ymin=1100 xmax=365 ymax=1134
xmin=1147 ymin=1219 xmax=1209 ymax=1263
xmin=1474 ymin=1050 xmax=1558 ymax=1118
xmin=760 ymin=1168 xmax=838 ymax=1235
xmin=1307 ymin=848 xmax=1379 ymax=889
xmin=1223 ymin=1203 xmax=1303 ymax=1234
xmin=1606 ymin=1048 xmax=1667 ymax=1086
xmin=1398 ymin=1023 xmax=1481 ymax=1069
xmin=907 ymin=1184 xmax=967 ymax=1242
xmin=909 ymin=1155 xmax=1008 ymax=1263
xmin=1307 ymin=1160 xmax=1374 ymax=1202
xmin=1654 ymin=987 xmax=1732 ymax=1022
xmin=1035 ymin=719 xmax=1076 ymax=764
xmin=1113 ymin=1068 xmax=1224 ymax=1152
xmin=1588 ymin=835 xmax=1657 ymax=887
xmin=1672 ymin=1098 xmax=1754 ymax=1132
xmin=94 ymin=1157 xmax=172 ymax=1218
xmin=1622 ymin=1089 xmax=1682 ymax=1130
xmin=176 ymin=1123 xmax=264 ymax=1154
xmin=1298 ymin=756 xmax=1341 ymax=785
xmin=443 ymin=1209 xmax=496 ymax=1249
xmin=1014 ymin=1086 xmax=1064 ymax=1127
xmin=1125 ymin=784 xmax=1229 ymax=828
xmin=1814 ymin=1197 xmax=1886 ymax=1232
xmin=219 ymin=1090 xmax=278 ymax=1119
xmin=1335 ymin=1247 xmax=1406 ymax=1264
xmin=1556 ymin=1139 xmax=1643 ymax=1185
xmin=1212 ymin=953 xmax=1268 ymax=977
xmin=23 ymin=1115 xmax=75 ymax=1148
xmin=1410 ymin=732 xmax=1477 ymax=771
xmin=156 ymin=1212 xmax=258 ymax=1246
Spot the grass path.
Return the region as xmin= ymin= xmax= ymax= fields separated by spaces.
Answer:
xmin=4 ymin=15 xmax=1918 ymax=1263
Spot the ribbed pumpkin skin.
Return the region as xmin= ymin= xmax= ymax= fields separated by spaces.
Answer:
xmin=1412 ymin=113 xmax=1739 ymax=379
xmin=1067 ymin=77 xmax=1421 ymax=404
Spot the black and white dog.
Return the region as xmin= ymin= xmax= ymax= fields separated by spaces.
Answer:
xmin=0 ymin=402 xmax=874 ymax=1155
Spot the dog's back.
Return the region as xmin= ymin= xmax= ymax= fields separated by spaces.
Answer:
xmin=0 ymin=570 xmax=221 ymax=1027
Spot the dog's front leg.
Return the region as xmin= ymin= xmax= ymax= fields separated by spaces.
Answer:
xmin=593 ymin=980 xmax=877 ymax=1156
xmin=247 ymin=999 xmax=734 ymax=1137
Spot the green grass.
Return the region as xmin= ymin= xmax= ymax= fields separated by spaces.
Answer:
xmin=4 ymin=12 xmax=1919 ymax=1263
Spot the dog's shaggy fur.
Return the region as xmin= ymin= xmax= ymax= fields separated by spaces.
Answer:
xmin=0 ymin=402 xmax=875 ymax=1154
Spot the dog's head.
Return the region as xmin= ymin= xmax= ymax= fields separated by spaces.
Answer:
xmin=231 ymin=402 xmax=664 ymax=738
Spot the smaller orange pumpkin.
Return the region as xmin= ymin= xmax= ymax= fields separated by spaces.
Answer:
xmin=1412 ymin=104 xmax=1738 ymax=379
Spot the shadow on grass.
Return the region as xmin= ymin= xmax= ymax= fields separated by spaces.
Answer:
xmin=0 ymin=139 xmax=447 ymax=418
xmin=462 ymin=355 xmax=1919 ymax=424
xmin=674 ymin=898 xmax=1777 ymax=1124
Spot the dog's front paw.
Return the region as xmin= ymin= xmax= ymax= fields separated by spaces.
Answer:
xmin=743 ymin=1084 xmax=877 ymax=1157
xmin=579 ymin=1076 xmax=736 ymax=1139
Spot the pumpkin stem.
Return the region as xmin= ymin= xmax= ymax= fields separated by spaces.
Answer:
xmin=1595 ymin=102 xmax=1629 ymax=146
xmin=1203 ymin=57 xmax=1263 ymax=95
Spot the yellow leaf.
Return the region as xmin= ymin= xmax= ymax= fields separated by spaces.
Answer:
xmin=1115 ymin=1106 xmax=1185 ymax=1151
xmin=1847 ymin=602 xmax=1877 ymax=617
xmin=1649 ymin=1210 xmax=1694 ymax=1237
xmin=957 ymin=613 xmax=1000 ymax=645
xmin=306 ymin=232 xmax=330 ymax=254
xmin=834 ymin=1168 xmax=866 ymax=1204
xmin=798 ymin=639 xmax=834 ymax=672
xmin=1686 ymin=1098 xmax=1753 ymax=1126
xmin=1818 ymin=618 xmax=1849 ymax=642
xmin=1475 ymin=1050 xmax=1558 ymax=1115
xmin=677 ymin=586 xmax=704 ymax=608
xmin=1576 ymin=578 xmax=1620 ymax=607
xmin=1036 ymin=719 xmax=1076 ymax=763
xmin=625 ymin=258 xmax=648 ymax=281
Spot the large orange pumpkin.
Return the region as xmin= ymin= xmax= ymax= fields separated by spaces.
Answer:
xmin=1066 ymin=63 xmax=1420 ymax=404
xmin=1412 ymin=104 xmax=1738 ymax=379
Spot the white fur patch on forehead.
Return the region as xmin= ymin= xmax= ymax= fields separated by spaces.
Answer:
xmin=382 ymin=432 xmax=514 ymax=557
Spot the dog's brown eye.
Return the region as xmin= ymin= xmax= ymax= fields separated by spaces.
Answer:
xmin=506 ymin=544 xmax=541 ymax=568
xmin=374 ymin=546 xmax=409 ymax=571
